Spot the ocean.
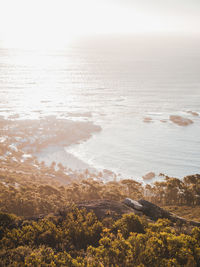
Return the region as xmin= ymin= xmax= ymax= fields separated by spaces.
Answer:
xmin=1 ymin=35 xmax=200 ymax=180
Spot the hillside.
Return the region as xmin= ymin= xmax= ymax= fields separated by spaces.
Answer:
xmin=1 ymin=199 xmax=200 ymax=266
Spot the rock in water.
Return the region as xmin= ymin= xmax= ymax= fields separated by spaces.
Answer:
xmin=142 ymin=172 xmax=155 ymax=180
xmin=143 ymin=117 xmax=153 ymax=123
xmin=169 ymin=115 xmax=193 ymax=126
xmin=186 ymin=111 xmax=199 ymax=116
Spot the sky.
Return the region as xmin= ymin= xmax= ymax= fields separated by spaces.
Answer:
xmin=0 ymin=0 xmax=199 ymax=48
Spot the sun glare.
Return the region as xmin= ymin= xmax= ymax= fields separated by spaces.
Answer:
xmin=0 ymin=0 xmax=199 ymax=50
xmin=0 ymin=0 xmax=121 ymax=49
xmin=0 ymin=0 xmax=87 ymax=49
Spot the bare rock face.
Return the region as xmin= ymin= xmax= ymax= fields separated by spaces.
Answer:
xmin=123 ymin=198 xmax=143 ymax=211
xmin=137 ymin=199 xmax=171 ymax=221
xmin=123 ymin=198 xmax=170 ymax=221
xmin=170 ymin=115 xmax=193 ymax=126
xmin=142 ymin=172 xmax=155 ymax=180
xmin=136 ymin=199 xmax=200 ymax=227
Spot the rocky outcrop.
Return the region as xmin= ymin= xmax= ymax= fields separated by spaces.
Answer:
xmin=170 ymin=115 xmax=193 ymax=126
xmin=123 ymin=198 xmax=143 ymax=211
xmin=29 ymin=199 xmax=200 ymax=227
xmin=137 ymin=199 xmax=171 ymax=220
xmin=143 ymin=117 xmax=153 ymax=123
xmin=186 ymin=111 xmax=199 ymax=117
xmin=133 ymin=199 xmax=200 ymax=227
xmin=76 ymin=199 xmax=142 ymax=220
xmin=142 ymin=172 xmax=155 ymax=180
xmin=76 ymin=199 xmax=200 ymax=227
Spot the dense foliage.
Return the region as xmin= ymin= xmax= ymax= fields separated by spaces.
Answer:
xmin=0 ymin=209 xmax=200 ymax=266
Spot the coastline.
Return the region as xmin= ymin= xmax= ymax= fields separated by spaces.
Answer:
xmin=0 ymin=116 xmax=101 ymax=173
xmin=36 ymin=144 xmax=96 ymax=172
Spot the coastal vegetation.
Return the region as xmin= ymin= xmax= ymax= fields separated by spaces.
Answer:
xmin=1 ymin=117 xmax=200 ymax=266
xmin=1 ymin=162 xmax=200 ymax=219
xmin=1 ymin=208 xmax=200 ymax=266
xmin=1 ymin=147 xmax=200 ymax=266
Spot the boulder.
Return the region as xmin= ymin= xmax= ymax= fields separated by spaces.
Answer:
xmin=170 ymin=115 xmax=193 ymax=126
xmin=186 ymin=111 xmax=199 ymax=117
xmin=123 ymin=198 xmax=143 ymax=211
xmin=143 ymin=117 xmax=153 ymax=123
xmin=137 ymin=199 xmax=200 ymax=226
xmin=137 ymin=199 xmax=171 ymax=221
xmin=142 ymin=172 xmax=155 ymax=180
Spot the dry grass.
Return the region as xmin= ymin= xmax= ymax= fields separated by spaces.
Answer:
xmin=162 ymin=205 xmax=200 ymax=222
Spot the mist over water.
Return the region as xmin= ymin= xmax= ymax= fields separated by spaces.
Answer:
xmin=1 ymin=35 xmax=200 ymax=180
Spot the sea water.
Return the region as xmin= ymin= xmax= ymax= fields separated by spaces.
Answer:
xmin=1 ymin=35 xmax=200 ymax=180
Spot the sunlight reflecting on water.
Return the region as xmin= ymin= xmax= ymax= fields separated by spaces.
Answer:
xmin=1 ymin=35 xmax=200 ymax=179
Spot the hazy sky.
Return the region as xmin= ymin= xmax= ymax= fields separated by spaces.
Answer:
xmin=0 ymin=0 xmax=199 ymax=48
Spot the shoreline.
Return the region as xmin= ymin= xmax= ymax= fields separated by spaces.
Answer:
xmin=1 ymin=114 xmax=199 ymax=183
xmin=0 ymin=116 xmax=101 ymax=174
xmin=36 ymin=144 xmax=96 ymax=173
xmin=0 ymin=115 xmax=121 ymax=182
